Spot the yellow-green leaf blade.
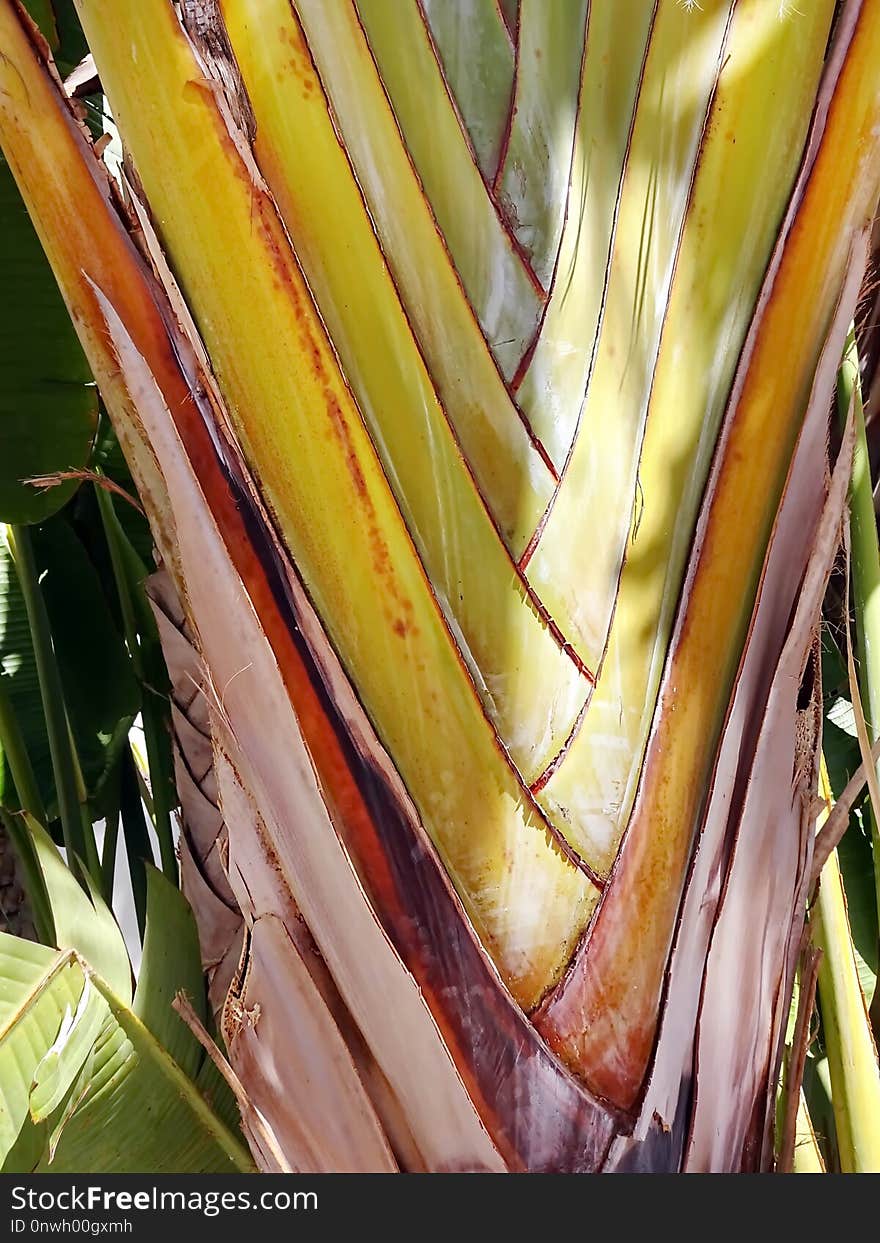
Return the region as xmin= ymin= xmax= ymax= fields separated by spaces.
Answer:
xmin=513 ymin=0 xmax=655 ymax=469
xmin=73 ymin=0 xmax=597 ymax=1006
xmin=524 ymin=0 xmax=734 ymax=670
xmin=355 ymin=0 xmax=542 ymax=379
xmin=421 ymin=0 xmax=514 ymax=179
xmin=538 ymin=0 xmax=837 ymax=873
xmin=294 ymin=0 xmax=555 ymax=552
xmin=221 ymin=0 xmax=589 ymax=783
xmin=494 ymin=0 xmax=589 ymax=287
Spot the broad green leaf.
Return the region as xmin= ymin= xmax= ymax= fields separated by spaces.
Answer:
xmin=49 ymin=1 xmax=89 ymax=75
xmin=823 ymin=716 xmax=860 ymax=799
xmin=31 ymin=515 xmax=140 ymax=794
xmin=0 ymin=937 xmax=83 ymax=1163
xmin=29 ymin=816 xmax=132 ymax=1003
xmin=0 ymin=517 xmax=140 ymax=815
xmin=134 ymin=866 xmax=207 ymax=1078
xmin=2 ymin=1114 xmax=48 ymax=1174
xmin=39 ymin=968 xmax=252 ymax=1173
xmin=29 ymin=976 xmax=110 ymax=1121
xmin=0 ymin=155 xmax=97 ymax=524
xmin=0 ymin=534 xmax=47 ymax=809
xmin=193 ymin=1048 xmax=244 ymax=1141
xmin=0 ymin=932 xmax=252 ymax=1172
xmin=22 ymin=0 xmax=89 ymax=74
xmin=21 ymin=0 xmax=57 ymax=45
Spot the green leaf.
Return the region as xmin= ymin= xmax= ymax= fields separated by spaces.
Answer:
xmin=20 ymin=1 xmax=58 ymax=47
xmin=0 ymin=532 xmax=49 ymax=810
xmin=837 ymin=807 xmax=879 ymax=1003
xmin=0 ymin=936 xmax=83 ymax=1163
xmin=29 ymin=975 xmax=110 ymax=1121
xmin=31 ymin=516 xmax=140 ymax=794
xmin=823 ymin=717 xmax=860 ymax=802
xmin=134 ymin=866 xmax=206 ymax=1078
xmin=0 ymin=155 xmax=97 ymax=525
xmin=50 ymin=1 xmax=89 ymax=76
xmin=21 ymin=2 xmax=89 ymax=77
xmin=41 ymin=971 xmax=253 ymax=1173
xmin=92 ymin=414 xmax=156 ymax=567
xmin=193 ymin=1048 xmax=244 ymax=1140
xmin=0 ymin=932 xmax=253 ymax=1172
xmin=0 ymin=516 xmax=140 ymax=815
xmin=29 ymin=816 xmax=132 ymax=1003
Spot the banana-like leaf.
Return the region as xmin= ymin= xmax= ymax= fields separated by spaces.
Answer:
xmin=0 ymin=155 xmax=96 ymax=524
xmin=133 ymin=865 xmax=207 ymax=1080
xmin=0 ymin=934 xmax=81 ymax=1160
xmin=28 ymin=815 xmax=131 ymax=1001
xmin=22 ymin=0 xmax=86 ymax=72
xmin=0 ymin=933 xmax=253 ymax=1172
xmin=0 ymin=1 xmax=94 ymax=520
xmin=0 ymin=820 xmax=250 ymax=1172
xmin=0 ymin=516 xmax=140 ymax=815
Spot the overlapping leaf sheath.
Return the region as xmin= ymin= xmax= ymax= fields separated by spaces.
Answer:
xmin=148 ymin=569 xmax=400 ymax=1174
xmin=0 ymin=7 xmax=499 ymax=1172
xmin=0 ymin=1 xmax=611 ymax=1170
xmin=534 ymin=0 xmax=837 ymax=865
xmin=74 ymin=0 xmax=600 ymax=1012
xmin=2 ymin=0 xmax=879 ymax=1170
xmin=534 ymin=0 xmax=880 ymax=1110
xmin=222 ymin=0 xmax=590 ymax=785
xmin=145 ymin=570 xmax=243 ymax=1022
